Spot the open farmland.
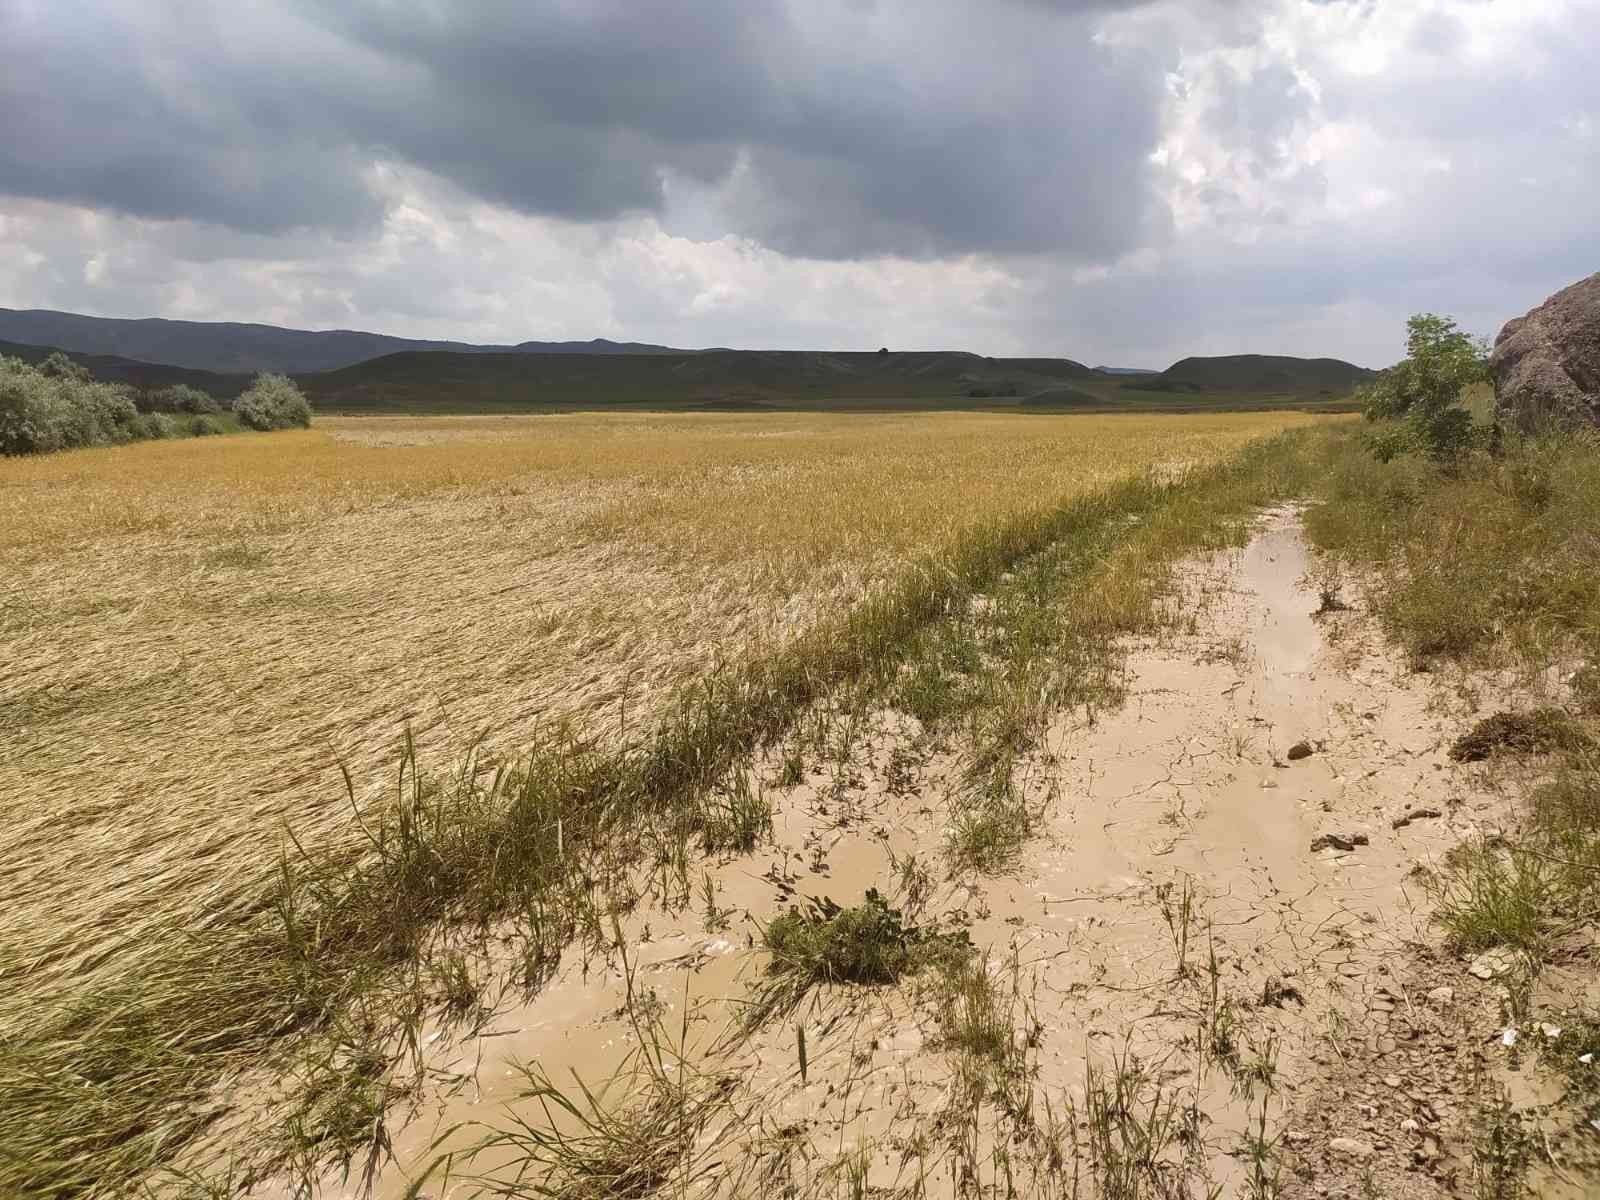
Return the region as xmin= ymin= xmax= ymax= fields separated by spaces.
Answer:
xmin=1 ymin=411 xmax=1320 ymax=995
xmin=1 ymin=409 xmax=1333 ymax=1191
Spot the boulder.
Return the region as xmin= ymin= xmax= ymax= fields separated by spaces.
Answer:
xmin=1491 ymin=271 xmax=1600 ymax=429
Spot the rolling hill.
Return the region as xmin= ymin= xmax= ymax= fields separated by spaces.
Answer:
xmin=2 ymin=313 xmax=1373 ymax=414
xmin=297 ymin=349 xmax=1099 ymax=412
xmin=0 ymin=308 xmax=685 ymax=374
xmin=1148 ymin=354 xmax=1377 ymax=395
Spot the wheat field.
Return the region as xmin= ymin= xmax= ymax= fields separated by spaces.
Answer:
xmin=0 ymin=409 xmax=1325 ymax=1042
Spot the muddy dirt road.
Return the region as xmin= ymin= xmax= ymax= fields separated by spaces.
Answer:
xmin=255 ymin=507 xmax=1577 ymax=1200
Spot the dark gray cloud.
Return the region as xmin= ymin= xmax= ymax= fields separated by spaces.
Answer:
xmin=0 ymin=0 xmax=1172 ymax=260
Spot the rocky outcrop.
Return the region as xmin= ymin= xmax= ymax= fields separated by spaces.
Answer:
xmin=1491 ymin=271 xmax=1600 ymax=429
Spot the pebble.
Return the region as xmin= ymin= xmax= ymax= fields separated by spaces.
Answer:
xmin=1329 ymin=1136 xmax=1375 ymax=1160
xmin=1401 ymin=1118 xmax=1421 ymax=1134
xmin=1384 ymin=1074 xmax=1402 ymax=1087
xmin=1469 ymin=947 xmax=1516 ymax=980
xmin=1427 ymin=985 xmax=1455 ymax=1004
xmin=1312 ymin=831 xmax=1370 ymax=852
xmin=1288 ymin=740 xmax=1316 ymax=761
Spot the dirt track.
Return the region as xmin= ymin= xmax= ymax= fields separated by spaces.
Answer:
xmin=250 ymin=506 xmax=1584 ymax=1200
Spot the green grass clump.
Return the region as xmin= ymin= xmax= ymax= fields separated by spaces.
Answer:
xmin=756 ymin=889 xmax=970 ymax=1023
xmin=1432 ymin=839 xmax=1551 ymax=954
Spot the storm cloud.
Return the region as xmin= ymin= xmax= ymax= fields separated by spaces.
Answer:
xmin=1 ymin=0 xmax=1597 ymax=365
xmin=2 ymin=0 xmax=1173 ymax=260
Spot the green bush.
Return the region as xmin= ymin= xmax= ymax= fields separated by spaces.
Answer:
xmin=141 ymin=384 xmax=221 ymax=415
xmin=232 ymin=373 xmax=312 ymax=431
xmin=38 ymin=351 xmax=91 ymax=382
xmin=0 ymin=356 xmax=143 ymax=455
xmin=189 ymin=415 xmax=222 ymax=437
xmin=1358 ymin=313 xmax=1490 ymax=464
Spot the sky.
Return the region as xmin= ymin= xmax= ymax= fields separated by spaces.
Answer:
xmin=1 ymin=0 xmax=1596 ymax=367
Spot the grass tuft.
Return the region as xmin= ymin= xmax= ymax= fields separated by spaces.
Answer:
xmin=753 ymin=889 xmax=970 ymax=1024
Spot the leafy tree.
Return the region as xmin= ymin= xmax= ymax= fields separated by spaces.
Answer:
xmin=1360 ymin=313 xmax=1488 ymax=463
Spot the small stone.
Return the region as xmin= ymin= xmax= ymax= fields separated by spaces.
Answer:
xmin=1469 ymin=947 xmax=1515 ymax=980
xmin=1288 ymin=741 xmax=1316 ymax=761
xmin=1384 ymin=1074 xmax=1403 ymax=1088
xmin=1329 ymin=1137 xmax=1375 ymax=1160
xmin=1426 ymin=986 xmax=1455 ymax=1005
xmin=1401 ymin=1119 xmax=1421 ymax=1134
xmin=1311 ymin=831 xmax=1370 ymax=852
xmin=1285 ymin=1129 xmax=1312 ymax=1145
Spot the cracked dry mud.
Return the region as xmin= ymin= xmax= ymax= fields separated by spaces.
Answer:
xmin=257 ymin=507 xmax=1582 ymax=1200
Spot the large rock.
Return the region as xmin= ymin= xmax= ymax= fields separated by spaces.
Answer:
xmin=1491 ymin=272 xmax=1600 ymax=429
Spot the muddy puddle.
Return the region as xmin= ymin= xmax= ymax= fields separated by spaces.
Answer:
xmin=243 ymin=507 xmax=1552 ymax=1200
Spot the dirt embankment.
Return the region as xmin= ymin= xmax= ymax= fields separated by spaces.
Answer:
xmin=249 ymin=508 xmax=1590 ymax=1200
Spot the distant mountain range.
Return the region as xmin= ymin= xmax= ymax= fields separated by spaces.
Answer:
xmin=0 ymin=307 xmax=1378 ymax=412
xmin=0 ymin=307 xmax=688 ymax=374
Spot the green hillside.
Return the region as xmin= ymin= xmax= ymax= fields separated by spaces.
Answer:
xmin=298 ymin=349 xmax=1099 ymax=412
xmin=1152 ymin=354 xmax=1377 ymax=395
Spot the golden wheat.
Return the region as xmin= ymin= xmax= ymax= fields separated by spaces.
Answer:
xmin=0 ymin=410 xmax=1327 ymax=1033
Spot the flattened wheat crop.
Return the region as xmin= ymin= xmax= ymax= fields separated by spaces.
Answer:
xmin=0 ymin=411 xmax=1323 ymax=1161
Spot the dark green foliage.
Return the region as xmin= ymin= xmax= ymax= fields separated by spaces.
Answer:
xmin=141 ymin=383 xmax=222 ymax=415
xmin=764 ymin=889 xmax=969 ymax=988
xmin=1359 ymin=313 xmax=1490 ymax=463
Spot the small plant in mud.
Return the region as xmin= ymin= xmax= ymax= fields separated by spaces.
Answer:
xmin=753 ymin=889 xmax=970 ymax=1023
xmin=1156 ymin=876 xmax=1198 ymax=979
xmin=1313 ymin=560 xmax=1350 ymax=616
xmin=945 ymin=758 xmax=1038 ymax=875
xmin=1080 ymin=1043 xmax=1194 ymax=1200
xmin=283 ymin=1042 xmax=395 ymax=1191
xmin=1469 ymin=1086 xmax=1534 ymax=1200
xmin=697 ymin=769 xmax=773 ymax=854
xmin=1431 ymin=838 xmax=1550 ymax=955
xmin=890 ymin=847 xmax=936 ymax=924
xmin=937 ymin=954 xmax=1034 ymax=1110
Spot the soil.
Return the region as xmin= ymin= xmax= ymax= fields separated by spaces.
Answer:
xmin=237 ymin=507 xmax=1598 ymax=1200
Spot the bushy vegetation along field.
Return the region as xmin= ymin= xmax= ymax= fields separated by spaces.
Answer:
xmin=0 ymin=408 xmax=1333 ymax=1193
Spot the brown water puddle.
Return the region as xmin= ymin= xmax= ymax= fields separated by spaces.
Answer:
xmin=244 ymin=507 xmax=1539 ymax=1200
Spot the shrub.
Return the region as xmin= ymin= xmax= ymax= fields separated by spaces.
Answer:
xmin=189 ymin=415 xmax=222 ymax=437
xmin=1358 ymin=313 xmax=1490 ymax=464
xmin=0 ymin=357 xmax=142 ymax=455
xmin=38 ymin=351 xmax=91 ymax=382
xmin=134 ymin=412 xmax=179 ymax=440
xmin=142 ymin=384 xmax=221 ymax=415
xmin=232 ymin=373 xmax=312 ymax=431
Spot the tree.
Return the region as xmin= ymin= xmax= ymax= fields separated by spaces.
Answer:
xmin=1360 ymin=313 xmax=1488 ymax=462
